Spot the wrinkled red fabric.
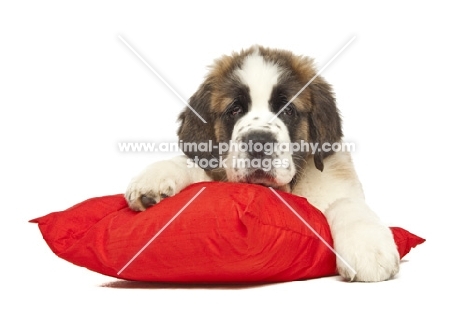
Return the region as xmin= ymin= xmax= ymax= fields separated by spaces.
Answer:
xmin=30 ymin=182 xmax=425 ymax=283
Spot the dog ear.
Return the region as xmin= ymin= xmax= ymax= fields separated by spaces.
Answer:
xmin=308 ymin=78 xmax=343 ymax=171
xmin=177 ymin=82 xmax=219 ymax=169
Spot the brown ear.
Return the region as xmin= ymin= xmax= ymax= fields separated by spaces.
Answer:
xmin=177 ymin=82 xmax=219 ymax=169
xmin=308 ymin=78 xmax=343 ymax=171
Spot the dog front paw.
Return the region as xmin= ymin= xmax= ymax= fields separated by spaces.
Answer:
xmin=335 ymin=222 xmax=400 ymax=282
xmin=125 ymin=160 xmax=189 ymax=211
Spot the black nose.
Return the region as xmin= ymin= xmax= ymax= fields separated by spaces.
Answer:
xmin=242 ymin=130 xmax=277 ymax=158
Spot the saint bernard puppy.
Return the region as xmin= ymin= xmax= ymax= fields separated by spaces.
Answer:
xmin=125 ymin=46 xmax=400 ymax=282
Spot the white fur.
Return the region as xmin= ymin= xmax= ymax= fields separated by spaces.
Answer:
xmin=126 ymin=155 xmax=211 ymax=211
xmin=235 ymin=51 xmax=280 ymax=112
xmin=227 ymin=112 xmax=295 ymax=186
xmin=125 ymin=51 xmax=400 ymax=282
xmin=126 ymin=151 xmax=400 ymax=281
xmin=294 ymin=151 xmax=400 ymax=281
xmin=228 ymin=54 xmax=295 ymax=186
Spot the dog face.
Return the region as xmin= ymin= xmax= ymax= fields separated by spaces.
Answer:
xmin=178 ymin=46 xmax=342 ymax=189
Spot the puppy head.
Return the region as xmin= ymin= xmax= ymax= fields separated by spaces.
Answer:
xmin=178 ymin=46 xmax=342 ymax=188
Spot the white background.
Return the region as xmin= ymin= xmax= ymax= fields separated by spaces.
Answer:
xmin=1 ymin=0 xmax=467 ymax=308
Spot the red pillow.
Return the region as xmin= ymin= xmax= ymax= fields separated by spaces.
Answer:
xmin=30 ymin=182 xmax=424 ymax=283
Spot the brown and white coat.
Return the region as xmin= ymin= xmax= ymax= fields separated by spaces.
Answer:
xmin=125 ymin=46 xmax=400 ymax=282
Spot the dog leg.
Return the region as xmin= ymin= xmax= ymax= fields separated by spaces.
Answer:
xmin=125 ymin=155 xmax=212 ymax=211
xmin=325 ymin=198 xmax=400 ymax=282
xmin=294 ymin=151 xmax=400 ymax=282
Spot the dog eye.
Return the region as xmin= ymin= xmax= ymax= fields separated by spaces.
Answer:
xmin=225 ymin=98 xmax=244 ymax=118
xmin=227 ymin=103 xmax=244 ymax=117
xmin=282 ymin=105 xmax=294 ymax=115
xmin=278 ymin=95 xmax=294 ymax=116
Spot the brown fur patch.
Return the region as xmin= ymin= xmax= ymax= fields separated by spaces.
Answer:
xmin=178 ymin=45 xmax=342 ymax=174
xmin=295 ymin=118 xmax=310 ymax=142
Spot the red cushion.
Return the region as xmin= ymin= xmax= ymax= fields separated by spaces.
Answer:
xmin=30 ymin=182 xmax=425 ymax=283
